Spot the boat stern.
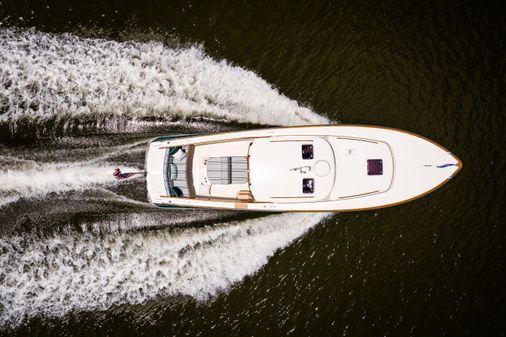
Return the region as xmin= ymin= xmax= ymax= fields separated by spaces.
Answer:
xmin=145 ymin=140 xmax=167 ymax=205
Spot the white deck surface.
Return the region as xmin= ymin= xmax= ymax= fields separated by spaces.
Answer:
xmin=330 ymin=137 xmax=393 ymax=198
xmin=146 ymin=125 xmax=461 ymax=211
xmin=249 ymin=137 xmax=335 ymax=202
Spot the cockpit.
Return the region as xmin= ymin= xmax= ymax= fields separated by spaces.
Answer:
xmin=163 ymin=136 xmax=338 ymax=204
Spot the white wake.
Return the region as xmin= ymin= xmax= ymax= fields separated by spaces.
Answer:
xmin=0 ymin=29 xmax=334 ymax=329
xmin=0 ymin=139 xmax=148 ymax=207
xmin=0 ymin=212 xmax=329 ymax=326
xmin=0 ymin=29 xmax=328 ymax=126
xmin=0 ymin=163 xmax=142 ymax=207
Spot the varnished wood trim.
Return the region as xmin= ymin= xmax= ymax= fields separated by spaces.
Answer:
xmin=187 ymin=145 xmax=196 ymax=197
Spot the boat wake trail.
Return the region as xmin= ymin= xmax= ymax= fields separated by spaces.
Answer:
xmin=0 ymin=140 xmax=146 ymax=208
xmin=0 ymin=29 xmax=333 ymax=329
xmin=0 ymin=162 xmax=141 ymax=208
xmin=0 ymin=29 xmax=328 ymax=130
xmin=0 ymin=212 xmax=329 ymax=326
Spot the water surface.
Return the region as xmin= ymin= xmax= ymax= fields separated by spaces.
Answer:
xmin=0 ymin=1 xmax=505 ymax=336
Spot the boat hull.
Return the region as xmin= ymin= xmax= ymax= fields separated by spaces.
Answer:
xmin=145 ymin=125 xmax=461 ymax=212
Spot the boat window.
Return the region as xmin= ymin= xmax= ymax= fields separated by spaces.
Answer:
xmin=302 ymin=144 xmax=313 ymax=160
xmin=303 ymin=178 xmax=314 ymax=193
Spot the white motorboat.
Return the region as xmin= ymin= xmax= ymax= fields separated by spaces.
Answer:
xmin=145 ymin=125 xmax=461 ymax=212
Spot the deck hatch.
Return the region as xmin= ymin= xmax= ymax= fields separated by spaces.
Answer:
xmin=302 ymin=144 xmax=313 ymax=159
xmin=303 ymin=178 xmax=314 ymax=194
xmin=367 ymin=159 xmax=383 ymax=175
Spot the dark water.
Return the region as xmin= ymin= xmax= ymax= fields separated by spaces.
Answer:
xmin=0 ymin=1 xmax=505 ymax=336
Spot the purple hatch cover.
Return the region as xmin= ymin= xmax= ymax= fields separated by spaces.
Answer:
xmin=367 ymin=159 xmax=383 ymax=175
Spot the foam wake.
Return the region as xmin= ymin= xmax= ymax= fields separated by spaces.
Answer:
xmin=75 ymin=207 xmax=242 ymax=234
xmin=0 ymin=162 xmax=141 ymax=207
xmin=0 ymin=138 xmax=147 ymax=207
xmin=0 ymin=212 xmax=329 ymax=326
xmin=0 ymin=29 xmax=328 ymax=127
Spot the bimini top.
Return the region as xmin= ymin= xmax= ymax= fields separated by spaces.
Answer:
xmin=248 ymin=136 xmax=336 ymax=202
